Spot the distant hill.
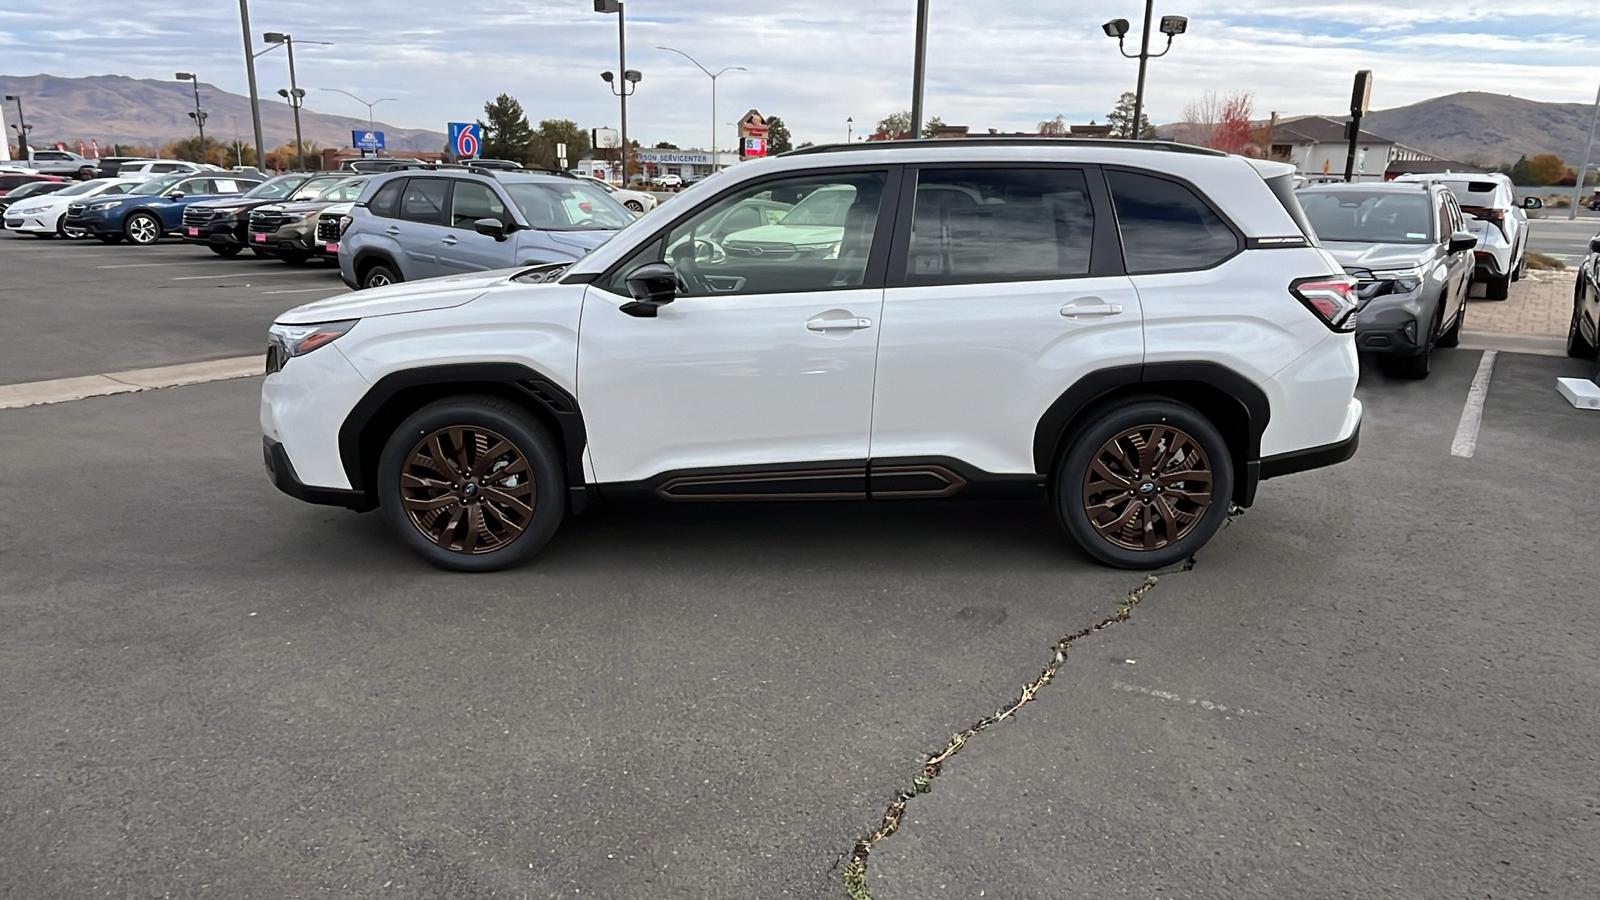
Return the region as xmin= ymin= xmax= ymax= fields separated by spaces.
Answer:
xmin=1360 ymin=92 xmax=1596 ymax=167
xmin=0 ymin=74 xmax=445 ymax=153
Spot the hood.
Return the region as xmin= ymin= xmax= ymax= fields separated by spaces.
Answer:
xmin=320 ymin=201 xmax=355 ymax=216
xmin=724 ymin=223 xmax=843 ymax=246
xmin=541 ymin=229 xmax=616 ymax=257
xmin=275 ymin=270 xmax=516 ymax=326
xmin=1320 ymin=241 xmax=1433 ymax=272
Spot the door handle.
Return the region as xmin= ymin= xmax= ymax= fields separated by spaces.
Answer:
xmin=1060 ymin=300 xmax=1124 ymax=318
xmin=385 ymin=226 xmax=401 ymax=236
xmin=806 ymin=313 xmax=873 ymax=332
xmin=442 ymin=235 xmax=458 ymax=245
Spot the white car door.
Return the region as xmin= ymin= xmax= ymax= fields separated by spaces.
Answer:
xmin=869 ymin=166 xmax=1145 ymax=485
xmin=577 ymin=169 xmax=894 ymax=496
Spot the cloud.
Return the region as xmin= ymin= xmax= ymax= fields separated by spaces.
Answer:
xmin=0 ymin=0 xmax=1596 ymax=149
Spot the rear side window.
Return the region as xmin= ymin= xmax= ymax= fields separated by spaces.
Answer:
xmin=1109 ymin=170 xmax=1240 ymax=274
xmin=399 ymin=179 xmax=449 ymax=225
xmin=367 ymin=179 xmax=405 ymax=218
xmin=906 ymin=168 xmax=1095 ymax=284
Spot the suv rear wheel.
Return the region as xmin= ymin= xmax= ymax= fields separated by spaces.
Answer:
xmin=1055 ymin=398 xmax=1233 ymax=570
xmin=362 ymin=262 xmax=400 ymax=289
xmin=376 ymin=396 xmax=566 ymax=572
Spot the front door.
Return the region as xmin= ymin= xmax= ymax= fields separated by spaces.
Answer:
xmin=577 ymin=168 xmax=895 ymax=496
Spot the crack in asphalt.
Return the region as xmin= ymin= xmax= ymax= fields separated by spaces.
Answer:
xmin=839 ymin=557 xmax=1198 ymax=899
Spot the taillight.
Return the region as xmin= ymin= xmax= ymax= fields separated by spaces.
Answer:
xmin=337 ymin=214 xmax=353 ymax=236
xmin=1290 ymin=275 xmax=1358 ymax=332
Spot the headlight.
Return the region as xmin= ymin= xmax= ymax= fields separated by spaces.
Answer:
xmin=267 ymin=319 xmax=357 ymax=363
xmin=1371 ymin=267 xmax=1423 ymax=293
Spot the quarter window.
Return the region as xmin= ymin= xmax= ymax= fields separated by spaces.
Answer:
xmin=399 ymin=179 xmax=449 ymax=225
xmin=906 ymin=168 xmax=1095 ymax=284
xmin=367 ymin=179 xmax=405 ymax=219
xmin=1108 ymin=170 xmax=1240 ymax=273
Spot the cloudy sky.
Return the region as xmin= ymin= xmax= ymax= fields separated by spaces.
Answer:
xmin=2 ymin=1 xmax=1597 ymax=150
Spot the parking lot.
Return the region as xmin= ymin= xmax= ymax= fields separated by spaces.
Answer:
xmin=2 ymin=234 xmax=1598 ymax=897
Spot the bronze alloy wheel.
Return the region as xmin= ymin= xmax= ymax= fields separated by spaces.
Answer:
xmin=399 ymin=426 xmax=538 ymax=555
xmin=1081 ymin=423 xmax=1214 ymax=552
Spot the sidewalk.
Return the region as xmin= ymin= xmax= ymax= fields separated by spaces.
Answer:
xmin=1466 ymin=270 xmax=1573 ymax=337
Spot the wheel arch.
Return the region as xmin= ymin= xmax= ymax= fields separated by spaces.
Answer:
xmin=1032 ymin=362 xmax=1270 ymax=507
xmin=339 ymin=363 xmax=590 ymax=512
xmin=351 ymin=249 xmax=401 ymax=284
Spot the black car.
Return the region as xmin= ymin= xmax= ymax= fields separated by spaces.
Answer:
xmin=1570 ymin=232 xmax=1600 ymax=360
xmin=179 ymin=172 xmax=345 ymax=256
xmin=0 ymin=180 xmax=70 ymax=212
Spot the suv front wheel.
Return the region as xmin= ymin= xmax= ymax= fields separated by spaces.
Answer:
xmin=1055 ymin=398 xmax=1234 ymax=570
xmin=376 ymin=396 xmax=566 ymax=572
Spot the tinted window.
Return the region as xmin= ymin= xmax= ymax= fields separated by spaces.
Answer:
xmin=290 ymin=175 xmax=345 ymax=200
xmin=398 ymin=179 xmax=448 ymax=225
xmin=1109 ymin=170 xmax=1240 ymax=273
xmin=449 ymin=180 xmax=508 ymax=228
xmin=906 ymin=168 xmax=1095 ymax=284
xmin=152 ymin=163 xmax=182 ymax=174
xmin=367 ymin=179 xmax=405 ymax=218
xmin=1299 ymin=191 xmax=1434 ymax=244
xmin=501 ymin=181 xmax=633 ymax=230
xmin=243 ymin=175 xmax=307 ymax=199
xmin=609 ymin=170 xmax=888 ymax=297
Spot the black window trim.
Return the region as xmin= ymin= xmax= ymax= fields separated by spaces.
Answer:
xmin=365 ymin=176 xmax=408 ymax=219
xmin=884 ymin=162 xmax=1124 ymax=289
xmin=1101 ymin=165 xmax=1247 ymax=276
xmin=582 ymin=163 xmax=908 ymax=294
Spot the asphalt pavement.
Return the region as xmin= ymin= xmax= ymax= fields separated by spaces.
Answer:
xmin=1526 ymin=214 xmax=1600 ymax=264
xmin=1 ymin=235 xmax=1598 ymax=898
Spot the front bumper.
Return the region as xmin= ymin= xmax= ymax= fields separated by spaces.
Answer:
xmin=263 ymin=437 xmax=372 ymax=510
xmin=64 ymin=209 xmax=117 ymax=235
xmin=1354 ymin=289 xmax=1434 ymax=357
xmin=181 ymin=218 xmax=246 ymax=248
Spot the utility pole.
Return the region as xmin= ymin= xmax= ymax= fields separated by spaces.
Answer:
xmin=238 ymin=0 xmax=265 ymax=167
xmin=3 ymin=94 xmax=30 ymax=159
xmin=596 ymin=2 xmax=639 ymax=184
xmin=1569 ymin=79 xmax=1600 ymax=220
xmin=910 ymin=0 xmax=929 ymax=139
xmin=1343 ymin=70 xmax=1373 ymax=183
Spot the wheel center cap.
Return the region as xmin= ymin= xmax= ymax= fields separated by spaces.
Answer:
xmin=1138 ymin=481 xmax=1156 ymax=494
xmin=461 ymin=482 xmax=479 ymax=498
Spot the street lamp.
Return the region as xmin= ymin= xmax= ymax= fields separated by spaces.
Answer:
xmin=237 ymin=1 xmax=266 ymax=171
xmin=1102 ymin=3 xmax=1188 ymax=140
xmin=594 ymin=0 xmax=638 ymax=184
xmin=175 ymin=72 xmax=208 ymax=152
xmin=320 ymin=88 xmax=395 ymax=129
xmin=3 ymin=94 xmax=30 ymax=159
xmin=262 ymin=31 xmax=333 ymax=170
xmin=657 ymin=47 xmax=744 ymax=172
xmin=847 ymin=116 xmax=853 ymax=143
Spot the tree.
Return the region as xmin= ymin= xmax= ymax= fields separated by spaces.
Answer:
xmin=766 ymin=116 xmax=792 ymax=154
xmin=480 ymin=93 xmax=534 ymax=164
xmin=1037 ymin=114 xmax=1069 ymax=136
xmin=1105 ymin=92 xmax=1154 ymax=140
xmin=264 ymin=139 xmax=319 ymax=172
xmin=164 ymin=136 xmax=235 ymax=166
xmin=871 ymin=111 xmax=912 ymax=140
xmin=1181 ymin=90 xmax=1255 ymax=154
xmin=1525 ymin=153 xmax=1566 ymax=186
xmin=527 ymin=118 xmax=591 ymax=171
xmin=653 ymin=141 xmax=680 ymax=150
xmin=921 ymin=116 xmax=945 ymax=138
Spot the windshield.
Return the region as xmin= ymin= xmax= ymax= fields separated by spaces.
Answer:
xmin=503 ymin=181 xmax=633 ymax=230
xmin=56 ymin=179 xmax=110 ymax=197
xmin=1298 ymin=191 xmax=1434 ymax=244
xmin=778 ymin=187 xmax=857 ymax=227
xmin=290 ymin=175 xmax=346 ymax=200
xmin=314 ymin=178 xmax=366 ymax=202
xmin=243 ymin=175 xmax=309 ymax=200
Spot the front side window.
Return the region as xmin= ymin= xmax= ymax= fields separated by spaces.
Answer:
xmin=502 ymin=181 xmax=632 ymax=231
xmin=1299 ymin=191 xmax=1434 ymax=244
xmin=174 ymin=178 xmax=212 ymax=196
xmin=609 ymin=170 xmax=888 ymax=297
xmin=243 ymin=175 xmax=307 ymax=200
xmin=906 ymin=168 xmax=1095 ymax=284
xmin=449 ymin=180 xmax=508 ymax=228
xmin=399 ymin=179 xmax=449 ymax=225
xmin=1109 ymin=170 xmax=1240 ymax=273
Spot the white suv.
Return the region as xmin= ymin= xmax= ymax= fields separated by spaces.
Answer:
xmin=262 ymin=139 xmax=1362 ymax=572
xmin=1395 ymin=172 xmax=1539 ymax=300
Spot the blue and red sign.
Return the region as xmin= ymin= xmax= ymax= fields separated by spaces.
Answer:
xmin=449 ymin=122 xmax=481 ymax=158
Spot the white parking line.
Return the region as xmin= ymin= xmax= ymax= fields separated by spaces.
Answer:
xmin=0 ymin=356 xmax=262 ymax=410
xmin=262 ymin=287 xmax=346 ymax=295
xmin=170 ymin=270 xmax=321 ymax=280
xmin=1450 ymin=350 xmax=1498 ymax=458
xmin=97 ymin=260 xmax=223 ymax=269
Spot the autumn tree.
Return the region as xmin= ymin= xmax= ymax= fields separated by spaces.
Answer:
xmin=164 ymin=136 xmax=233 ymax=166
xmin=480 ymin=94 xmax=535 ymax=164
xmin=264 ymin=139 xmax=320 ymax=171
xmin=1181 ymin=90 xmax=1255 ymax=154
xmin=765 ymin=116 xmax=793 ymax=154
xmin=1524 ymin=153 xmax=1567 ymax=186
xmin=1106 ymin=92 xmax=1154 ymax=140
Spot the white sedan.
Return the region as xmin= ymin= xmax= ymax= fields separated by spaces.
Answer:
xmin=574 ymin=174 xmax=657 ymax=215
xmin=3 ymin=177 xmax=148 ymax=237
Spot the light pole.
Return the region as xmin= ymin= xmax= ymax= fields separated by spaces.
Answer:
xmin=1570 ymin=79 xmax=1600 ymax=220
xmin=910 ymin=0 xmax=929 ymax=139
xmin=1102 ymin=3 xmax=1188 ymax=140
xmin=238 ymin=0 xmax=265 ymax=170
xmin=657 ymin=47 xmax=743 ymax=171
xmin=594 ymin=1 xmax=639 ymax=184
xmin=3 ymin=94 xmax=30 ymax=159
xmin=175 ymin=72 xmax=208 ymax=153
xmin=320 ymin=88 xmax=395 ymax=129
xmin=847 ymin=116 xmax=853 ymax=143
xmin=263 ymin=32 xmax=333 ymax=170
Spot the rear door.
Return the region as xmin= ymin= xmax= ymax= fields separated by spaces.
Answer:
xmin=869 ymin=165 xmax=1143 ymax=483
xmin=392 ymin=177 xmax=453 ymax=278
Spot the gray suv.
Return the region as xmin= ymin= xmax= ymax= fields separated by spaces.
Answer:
xmin=337 ymin=168 xmax=635 ymax=289
xmin=1298 ymin=181 xmax=1477 ymax=379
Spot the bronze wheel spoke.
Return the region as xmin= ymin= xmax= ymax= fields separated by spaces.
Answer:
xmin=401 ymin=473 xmax=453 ymax=491
xmin=1082 ymin=422 xmax=1213 ymax=553
xmin=470 ymin=441 xmax=514 ymax=478
xmin=480 ymin=485 xmax=534 ymax=517
xmin=403 ymin=494 xmax=458 ymax=513
xmin=1088 ymin=460 xmax=1135 ymax=489
xmin=1156 ymin=467 xmax=1210 ymax=487
xmin=427 ymin=434 xmax=463 ymax=479
xmin=1086 ymin=490 xmax=1135 ymax=516
xmin=401 ymin=425 xmax=537 ymax=555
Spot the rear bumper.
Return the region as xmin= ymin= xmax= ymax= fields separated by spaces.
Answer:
xmin=1260 ymin=408 xmax=1362 ymax=481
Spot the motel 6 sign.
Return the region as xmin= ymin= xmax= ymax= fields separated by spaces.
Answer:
xmin=449 ymin=122 xmax=482 ymax=158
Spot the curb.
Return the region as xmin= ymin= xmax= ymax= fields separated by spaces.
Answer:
xmin=0 ymin=356 xmax=263 ymax=410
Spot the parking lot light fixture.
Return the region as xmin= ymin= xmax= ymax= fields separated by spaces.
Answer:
xmin=1103 ymin=0 xmax=1186 ymax=141
xmin=261 ymin=32 xmax=332 ymax=171
xmin=4 ymin=94 xmax=30 ymax=158
xmin=594 ymin=0 xmax=634 ymax=184
xmin=237 ymin=0 xmax=266 ymax=175
xmin=658 ymin=47 xmax=745 ymax=171
xmin=175 ymin=72 xmax=207 ymax=150
xmin=320 ymin=88 xmax=396 ymax=129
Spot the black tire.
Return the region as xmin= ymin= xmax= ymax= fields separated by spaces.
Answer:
xmin=251 ymin=248 xmax=273 ymax=258
xmin=124 ymin=211 xmax=162 ymax=245
xmin=361 ymin=262 xmax=400 ymax=289
xmin=1484 ymin=274 xmax=1510 ymax=301
xmin=1381 ymin=348 xmax=1433 ymax=379
xmin=376 ymin=396 xmax=566 ymax=572
xmin=1568 ymin=287 xmax=1599 ymax=360
xmin=1054 ymin=397 xmax=1234 ymax=570
xmin=96 ymin=234 xmax=123 ymax=244
xmin=209 ymin=244 xmax=243 ymax=257
xmin=1436 ymin=297 xmax=1464 ymax=349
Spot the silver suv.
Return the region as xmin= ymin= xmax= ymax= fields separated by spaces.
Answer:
xmin=1298 ymin=181 xmax=1478 ymax=379
xmin=337 ymin=168 xmax=636 ymax=289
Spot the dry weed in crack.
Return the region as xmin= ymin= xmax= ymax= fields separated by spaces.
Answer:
xmin=840 ymin=559 xmax=1194 ymax=899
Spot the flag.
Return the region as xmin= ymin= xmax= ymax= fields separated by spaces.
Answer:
xmin=90 ymin=139 xmax=100 ymax=159
xmin=77 ymin=140 xmax=86 ymax=157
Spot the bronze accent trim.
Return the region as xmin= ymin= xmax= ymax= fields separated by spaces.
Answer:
xmin=655 ymin=467 xmax=866 ymax=502
xmin=869 ymin=464 xmax=968 ymax=498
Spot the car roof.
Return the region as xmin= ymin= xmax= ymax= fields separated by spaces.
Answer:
xmin=1298 ymin=181 xmax=1437 ymax=194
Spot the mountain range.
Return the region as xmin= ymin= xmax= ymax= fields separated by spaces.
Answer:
xmin=0 ymin=74 xmax=447 ymax=153
xmin=1358 ymin=92 xmax=1598 ymax=167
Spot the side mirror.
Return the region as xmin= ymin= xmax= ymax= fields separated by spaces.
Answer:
xmin=1449 ymin=232 xmax=1479 ymax=254
xmin=167 ymin=190 xmax=185 ymax=199
xmin=1522 ymin=196 xmax=1543 ymax=210
xmin=1589 ymin=236 xmax=1600 ymax=254
xmin=473 ymin=218 xmax=511 ymax=241
xmin=620 ymin=262 xmax=677 ymax=317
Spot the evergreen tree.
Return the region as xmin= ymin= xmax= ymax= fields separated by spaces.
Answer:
xmin=480 ymin=94 xmax=534 ymax=164
xmin=528 ymin=118 xmax=591 ymax=170
xmin=766 ymin=116 xmax=792 ymax=154
xmin=1106 ymin=92 xmax=1155 ymax=140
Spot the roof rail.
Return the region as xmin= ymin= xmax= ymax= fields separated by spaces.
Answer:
xmin=782 ymin=137 xmax=1228 ymax=158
